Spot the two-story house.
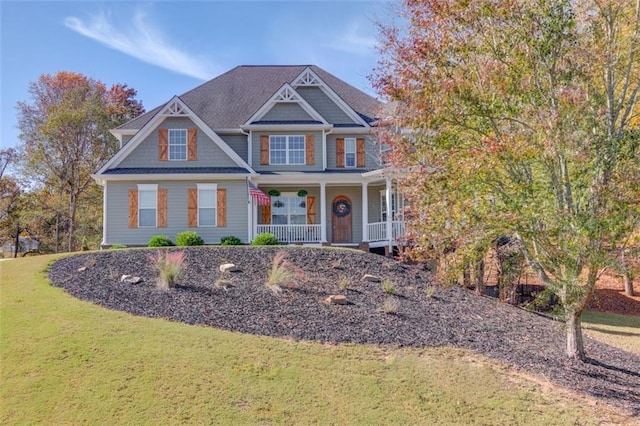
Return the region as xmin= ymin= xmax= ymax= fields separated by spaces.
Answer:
xmin=93 ymin=65 xmax=405 ymax=252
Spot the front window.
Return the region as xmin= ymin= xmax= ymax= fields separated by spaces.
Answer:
xmin=198 ymin=184 xmax=217 ymax=227
xmin=380 ymin=190 xmax=404 ymax=221
xmin=138 ymin=184 xmax=157 ymax=227
xmin=345 ymin=138 xmax=356 ymax=168
xmin=270 ymin=135 xmax=305 ymax=165
xmin=272 ymin=192 xmax=307 ymax=225
xmin=169 ymin=129 xmax=187 ymax=160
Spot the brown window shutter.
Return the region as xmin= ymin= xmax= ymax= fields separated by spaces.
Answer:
xmin=187 ymin=128 xmax=197 ymax=161
xmin=260 ymin=135 xmax=269 ymax=165
xmin=188 ymin=188 xmax=198 ymax=227
xmin=305 ymin=134 xmax=315 ymax=165
xmin=261 ymin=204 xmax=271 ymax=224
xmin=157 ymin=189 xmax=167 ymax=228
xmin=357 ymin=138 xmax=366 ymax=167
xmin=336 ymin=138 xmax=345 ymax=168
xmin=217 ymin=188 xmax=227 ymax=227
xmin=159 ymin=129 xmax=168 ymax=161
xmin=306 ymin=196 xmax=316 ymax=224
xmin=128 ymin=189 xmax=138 ymax=228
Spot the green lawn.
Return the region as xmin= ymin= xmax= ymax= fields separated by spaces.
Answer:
xmin=583 ymin=310 xmax=640 ymax=355
xmin=0 ymin=254 xmax=631 ymax=424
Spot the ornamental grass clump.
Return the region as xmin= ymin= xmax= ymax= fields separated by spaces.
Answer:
xmin=148 ymin=250 xmax=187 ymax=290
xmin=266 ymin=250 xmax=306 ymax=295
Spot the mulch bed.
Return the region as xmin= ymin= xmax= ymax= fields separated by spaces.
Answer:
xmin=48 ymin=246 xmax=640 ymax=415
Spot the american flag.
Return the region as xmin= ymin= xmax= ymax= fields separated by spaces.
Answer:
xmin=248 ymin=182 xmax=271 ymax=206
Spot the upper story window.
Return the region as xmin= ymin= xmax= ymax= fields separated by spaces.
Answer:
xmin=345 ymin=138 xmax=356 ymax=168
xmin=197 ymin=183 xmax=217 ymax=227
xmin=270 ymin=135 xmax=305 ymax=165
xmin=169 ymin=129 xmax=187 ymax=160
xmin=138 ymin=184 xmax=157 ymax=227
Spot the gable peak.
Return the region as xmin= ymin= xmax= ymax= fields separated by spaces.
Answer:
xmin=161 ymin=98 xmax=189 ymax=116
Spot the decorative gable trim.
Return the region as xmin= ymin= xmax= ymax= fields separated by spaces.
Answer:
xmin=97 ymin=96 xmax=255 ymax=176
xmin=243 ymin=83 xmax=327 ymax=126
xmin=292 ymin=67 xmax=370 ymax=127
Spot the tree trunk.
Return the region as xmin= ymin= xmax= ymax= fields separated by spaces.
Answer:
xmin=13 ymin=221 xmax=20 ymax=258
xmin=475 ymin=258 xmax=485 ymax=296
xmin=566 ymin=309 xmax=585 ymax=361
xmin=463 ymin=262 xmax=471 ymax=287
xmin=623 ymin=273 xmax=635 ymax=297
xmin=67 ymin=194 xmax=76 ymax=252
xmin=55 ymin=210 xmax=60 ymax=254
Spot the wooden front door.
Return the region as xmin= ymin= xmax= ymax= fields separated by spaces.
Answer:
xmin=332 ymin=195 xmax=352 ymax=243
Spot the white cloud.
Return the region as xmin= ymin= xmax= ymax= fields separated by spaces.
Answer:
xmin=325 ymin=20 xmax=378 ymax=56
xmin=64 ymin=7 xmax=218 ymax=80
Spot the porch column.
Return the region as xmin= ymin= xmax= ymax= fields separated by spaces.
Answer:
xmin=102 ymin=183 xmax=107 ymax=247
xmin=320 ymin=182 xmax=327 ymax=243
xmin=385 ymin=176 xmax=393 ymax=253
xmin=361 ymin=181 xmax=369 ymax=242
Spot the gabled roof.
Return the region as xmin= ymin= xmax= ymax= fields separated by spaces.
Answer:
xmin=116 ymin=65 xmax=381 ymax=131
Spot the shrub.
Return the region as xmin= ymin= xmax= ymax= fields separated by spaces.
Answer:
xmin=251 ymin=233 xmax=279 ymax=246
xmin=382 ymin=279 xmax=397 ymax=295
xmin=382 ymin=297 xmax=399 ymax=314
xmin=425 ymin=286 xmax=436 ymax=298
xmin=176 ymin=231 xmax=204 ymax=246
xmin=148 ymin=250 xmax=187 ymax=290
xmin=148 ymin=235 xmax=174 ymax=247
xmin=265 ymin=251 xmax=306 ymax=294
xmin=338 ymin=277 xmax=349 ymax=290
xmin=221 ymin=236 xmax=243 ymax=246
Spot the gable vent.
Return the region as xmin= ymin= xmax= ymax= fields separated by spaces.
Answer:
xmin=292 ymin=69 xmax=321 ymax=86
xmin=161 ymin=99 xmax=189 ymax=116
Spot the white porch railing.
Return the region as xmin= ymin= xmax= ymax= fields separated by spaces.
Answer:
xmin=256 ymin=225 xmax=322 ymax=243
xmin=367 ymin=221 xmax=406 ymax=242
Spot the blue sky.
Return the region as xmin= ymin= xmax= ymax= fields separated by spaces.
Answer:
xmin=1 ymin=1 xmax=393 ymax=150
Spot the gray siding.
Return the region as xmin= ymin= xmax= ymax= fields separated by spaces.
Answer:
xmin=117 ymin=117 xmax=240 ymax=169
xmin=121 ymin=135 xmax=134 ymax=147
xmin=327 ymin=134 xmax=381 ymax=171
xmin=104 ymin=180 xmax=248 ymax=245
xmin=251 ymin=131 xmax=323 ymax=172
xmin=261 ymin=103 xmax=313 ymax=121
xmin=296 ymin=87 xmax=357 ymax=125
xmin=220 ymin=134 xmax=248 ymax=163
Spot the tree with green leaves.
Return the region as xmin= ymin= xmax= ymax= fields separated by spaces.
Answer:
xmin=16 ymin=72 xmax=144 ymax=252
xmin=373 ymin=0 xmax=640 ymax=360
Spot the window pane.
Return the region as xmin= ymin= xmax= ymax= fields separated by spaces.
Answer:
xmin=169 ymin=130 xmax=187 ymax=160
xmin=272 ymin=215 xmax=288 ymax=225
xmin=199 ymin=208 xmax=216 ymax=226
xmin=345 ymin=138 xmax=356 ymax=152
xmin=345 ymin=153 xmax=356 ymax=167
xmin=139 ymin=208 xmax=156 ymax=227
xmin=289 ymin=136 xmax=305 ymax=150
xmin=271 ymin=151 xmax=286 ymax=164
xmin=139 ymin=190 xmax=155 ymax=208
xmin=289 ymin=151 xmax=305 ymax=164
xmin=199 ymin=189 xmax=216 ymax=208
xmin=291 ymin=214 xmax=306 ymax=225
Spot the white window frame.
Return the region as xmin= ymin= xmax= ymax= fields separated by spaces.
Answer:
xmin=169 ymin=129 xmax=187 ymax=161
xmin=197 ymin=183 xmax=217 ymax=227
xmin=380 ymin=189 xmax=404 ymax=221
xmin=269 ymin=135 xmax=305 ymax=165
xmin=138 ymin=184 xmax=158 ymax=227
xmin=271 ymin=192 xmax=307 ymax=225
xmin=345 ymin=137 xmax=357 ymax=168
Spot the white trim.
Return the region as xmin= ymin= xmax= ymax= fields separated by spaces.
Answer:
xmin=137 ymin=184 xmax=158 ymax=191
xmin=243 ymin=83 xmax=328 ymax=126
xmin=96 ymin=96 xmax=255 ymax=176
xmin=320 ymin=182 xmax=327 ymax=243
xmin=362 ymin=182 xmax=369 ymax=242
xmin=110 ymin=128 xmax=138 ymax=137
xmin=92 ymin=173 xmax=253 ymax=184
xmin=344 ymin=137 xmax=357 ymax=168
xmin=242 ymin=124 xmax=332 ymax=132
xmin=102 ymin=184 xmax=107 ymax=246
xmin=168 ymin=128 xmax=188 ymax=161
xmin=291 ymin=67 xmax=370 ymax=127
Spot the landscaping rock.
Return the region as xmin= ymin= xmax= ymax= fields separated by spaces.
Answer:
xmin=120 ymin=275 xmax=143 ymax=284
xmin=219 ymin=263 xmax=238 ymax=273
xmin=362 ymin=274 xmax=381 ymax=282
xmin=325 ymin=295 xmax=347 ymax=305
xmin=77 ymin=266 xmax=87 ymax=272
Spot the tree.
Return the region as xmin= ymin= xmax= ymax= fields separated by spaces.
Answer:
xmin=0 ymin=148 xmax=24 ymax=256
xmin=16 ymin=72 xmax=144 ymax=252
xmin=373 ymin=0 xmax=640 ymax=360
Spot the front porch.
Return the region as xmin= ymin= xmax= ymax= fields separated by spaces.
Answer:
xmin=249 ymin=173 xmax=406 ymax=250
xmin=255 ymin=221 xmax=406 ymax=246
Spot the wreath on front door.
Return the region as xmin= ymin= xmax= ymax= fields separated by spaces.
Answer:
xmin=332 ymin=199 xmax=351 ymax=217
